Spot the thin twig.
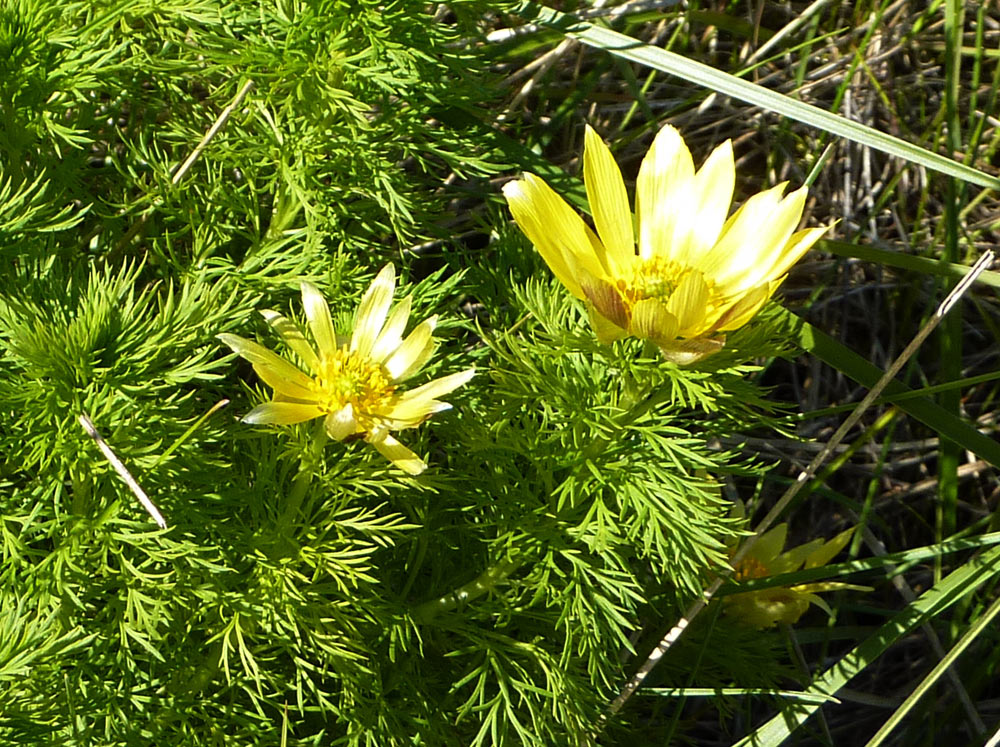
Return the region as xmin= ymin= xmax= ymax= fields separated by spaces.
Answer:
xmin=604 ymin=249 xmax=995 ymax=720
xmin=79 ymin=413 xmax=167 ymax=529
xmin=113 ymin=79 xmax=255 ymax=253
xmin=499 ymin=37 xmax=578 ymax=121
xmin=170 ymin=79 xmax=256 ymax=187
xmin=986 ymin=720 xmax=1000 ymax=747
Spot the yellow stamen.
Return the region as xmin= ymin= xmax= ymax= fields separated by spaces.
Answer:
xmin=312 ymin=347 xmax=396 ymax=415
xmin=616 ymin=259 xmax=713 ymax=308
xmin=732 ymin=556 xmax=769 ymax=582
xmin=629 ymin=257 xmax=682 ymax=301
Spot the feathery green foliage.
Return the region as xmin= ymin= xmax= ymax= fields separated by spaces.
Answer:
xmin=4 ymin=0 xmax=999 ymax=745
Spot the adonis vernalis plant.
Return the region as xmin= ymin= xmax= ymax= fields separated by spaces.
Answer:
xmin=503 ymin=124 xmax=830 ymax=362
xmin=218 ymin=264 xmax=474 ymax=474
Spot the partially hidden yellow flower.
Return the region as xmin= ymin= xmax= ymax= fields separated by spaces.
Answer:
xmin=218 ymin=264 xmax=474 ymax=475
xmin=502 ymin=124 xmax=830 ymax=363
xmin=724 ymin=522 xmax=868 ymax=628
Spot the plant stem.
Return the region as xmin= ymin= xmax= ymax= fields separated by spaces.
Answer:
xmin=413 ymin=557 xmax=522 ymax=622
xmin=277 ymin=422 xmax=328 ymax=534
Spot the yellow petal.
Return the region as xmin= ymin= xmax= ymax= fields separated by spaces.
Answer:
xmin=370 ymin=294 xmax=413 ymax=364
xmin=771 ymin=539 xmax=822 ymax=575
xmin=724 ymin=588 xmax=811 ymax=628
xmin=384 ymin=317 xmax=437 ymax=381
xmin=584 ymin=125 xmax=635 ymax=274
xmin=740 ymin=187 xmax=811 ymax=287
xmin=242 ymin=401 xmax=324 ymax=425
xmin=751 ymin=524 xmax=788 ymax=565
xmin=324 ymin=404 xmax=356 ymax=441
xmin=762 ymin=591 xmax=811 ymax=626
xmin=629 ymin=298 xmax=679 ymax=344
xmin=384 ymin=397 xmax=452 ymax=428
xmin=709 ymin=184 xmax=807 ymax=294
xmin=579 ymin=273 xmax=630 ymax=331
xmin=804 ymin=527 xmax=855 ymax=569
xmin=699 ymin=184 xmax=784 ymax=280
xmin=793 ymin=591 xmax=833 ymax=618
xmin=300 ymin=281 xmax=338 ymax=357
xmin=503 ymin=174 xmax=607 ymax=299
xmin=713 ymin=283 xmax=772 ymax=332
xmin=587 ymin=305 xmax=628 ymax=344
xmin=351 ymin=264 xmax=396 ymax=359
xmin=635 ymin=124 xmax=694 ymax=262
xmin=395 ymin=368 xmax=475 ymax=409
xmin=217 ymin=333 xmax=315 ymax=400
xmin=260 ymin=310 xmax=319 ymax=371
xmin=666 ymin=271 xmax=710 ymax=337
xmin=672 ymin=139 xmax=735 ymax=265
xmin=766 ymin=224 xmax=829 ymax=281
xmin=794 ymin=581 xmax=872 ymax=594
xmin=656 ymin=336 xmax=724 ymax=365
xmin=368 ymin=432 xmax=426 ymax=475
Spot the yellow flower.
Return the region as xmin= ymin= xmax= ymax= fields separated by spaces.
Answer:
xmin=723 ymin=522 xmax=867 ymax=628
xmin=502 ymin=124 xmax=830 ymax=363
xmin=218 ymin=264 xmax=474 ymax=475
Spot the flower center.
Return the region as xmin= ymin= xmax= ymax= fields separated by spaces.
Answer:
xmin=311 ymin=347 xmax=396 ymax=415
xmin=629 ymin=257 xmax=681 ymax=300
xmin=616 ymin=258 xmax=713 ymax=306
xmin=732 ymin=556 xmax=770 ymax=582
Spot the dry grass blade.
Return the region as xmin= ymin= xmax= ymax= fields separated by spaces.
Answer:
xmin=113 ymin=79 xmax=256 ymax=253
xmin=78 ymin=413 xmax=167 ymax=530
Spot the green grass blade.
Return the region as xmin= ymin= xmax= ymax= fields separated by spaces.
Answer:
xmin=514 ymin=2 xmax=1000 ymax=189
xmin=644 ymin=687 xmax=837 ymax=704
xmin=938 ymin=0 xmax=966 ymax=549
xmin=822 ymin=240 xmax=1000 ymax=287
xmin=717 ymin=531 xmax=1000 ymax=595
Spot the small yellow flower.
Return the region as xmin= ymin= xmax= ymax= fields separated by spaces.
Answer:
xmin=724 ymin=522 xmax=866 ymax=628
xmin=218 ymin=264 xmax=474 ymax=475
xmin=502 ymin=124 xmax=830 ymax=363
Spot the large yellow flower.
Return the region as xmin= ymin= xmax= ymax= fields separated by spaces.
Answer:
xmin=218 ymin=264 xmax=474 ymax=475
xmin=502 ymin=124 xmax=830 ymax=363
xmin=723 ymin=523 xmax=867 ymax=628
